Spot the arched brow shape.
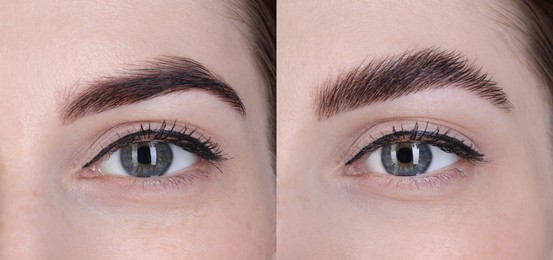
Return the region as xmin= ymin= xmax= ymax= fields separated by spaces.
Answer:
xmin=314 ymin=48 xmax=513 ymax=120
xmin=61 ymin=56 xmax=245 ymax=124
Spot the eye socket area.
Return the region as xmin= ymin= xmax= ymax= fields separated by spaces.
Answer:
xmin=363 ymin=142 xmax=461 ymax=176
xmin=80 ymin=122 xmax=228 ymax=180
xmin=98 ymin=141 xmax=200 ymax=178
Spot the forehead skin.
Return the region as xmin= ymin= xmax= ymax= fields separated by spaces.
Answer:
xmin=0 ymin=0 xmax=262 ymax=106
xmin=0 ymin=0 xmax=274 ymax=259
xmin=278 ymin=0 xmax=553 ymax=258
xmin=279 ymin=0 xmax=529 ymax=103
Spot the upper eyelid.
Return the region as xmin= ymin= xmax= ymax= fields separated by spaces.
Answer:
xmin=81 ymin=121 xmax=225 ymax=168
xmin=345 ymin=122 xmax=483 ymax=165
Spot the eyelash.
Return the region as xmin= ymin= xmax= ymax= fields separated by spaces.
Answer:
xmin=345 ymin=122 xmax=486 ymax=166
xmin=82 ymin=120 xmax=226 ymax=169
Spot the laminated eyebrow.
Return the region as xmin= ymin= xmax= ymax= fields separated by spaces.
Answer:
xmin=315 ymin=47 xmax=513 ymax=120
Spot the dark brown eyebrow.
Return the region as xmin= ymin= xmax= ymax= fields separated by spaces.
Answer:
xmin=315 ymin=48 xmax=513 ymax=120
xmin=61 ymin=56 xmax=245 ymax=124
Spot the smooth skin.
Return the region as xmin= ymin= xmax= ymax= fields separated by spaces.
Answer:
xmin=277 ymin=0 xmax=553 ymax=259
xmin=0 ymin=0 xmax=274 ymax=259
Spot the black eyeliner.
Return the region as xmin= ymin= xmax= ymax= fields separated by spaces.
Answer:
xmin=83 ymin=121 xmax=226 ymax=168
xmin=345 ymin=123 xmax=485 ymax=165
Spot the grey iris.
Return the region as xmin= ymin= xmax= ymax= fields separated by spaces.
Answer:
xmin=120 ymin=141 xmax=173 ymax=177
xmin=381 ymin=142 xmax=432 ymax=176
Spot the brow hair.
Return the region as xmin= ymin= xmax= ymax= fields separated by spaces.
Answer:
xmin=315 ymin=48 xmax=513 ymax=120
xmin=61 ymin=56 xmax=245 ymax=124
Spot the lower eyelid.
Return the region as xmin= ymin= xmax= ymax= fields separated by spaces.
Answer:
xmin=80 ymin=161 xmax=212 ymax=191
xmin=342 ymin=159 xmax=473 ymax=200
xmin=128 ymin=170 xmax=210 ymax=190
xmin=68 ymin=167 xmax=214 ymax=210
xmin=382 ymin=168 xmax=467 ymax=195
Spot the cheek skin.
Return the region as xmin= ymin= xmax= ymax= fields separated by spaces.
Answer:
xmin=47 ymin=143 xmax=273 ymax=259
xmin=279 ymin=165 xmax=549 ymax=260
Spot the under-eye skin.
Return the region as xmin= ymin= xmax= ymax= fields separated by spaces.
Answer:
xmin=81 ymin=121 xmax=227 ymax=188
xmin=344 ymin=121 xmax=487 ymax=190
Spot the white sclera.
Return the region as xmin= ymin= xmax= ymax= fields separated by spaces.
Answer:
xmin=99 ymin=144 xmax=199 ymax=176
xmin=364 ymin=147 xmax=386 ymax=174
xmin=425 ymin=145 xmax=459 ymax=172
xmin=363 ymin=144 xmax=460 ymax=175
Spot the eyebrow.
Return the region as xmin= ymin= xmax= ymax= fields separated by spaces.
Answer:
xmin=61 ymin=56 xmax=245 ymax=124
xmin=314 ymin=48 xmax=513 ymax=120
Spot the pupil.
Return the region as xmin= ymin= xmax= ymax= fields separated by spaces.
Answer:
xmin=396 ymin=147 xmax=413 ymax=164
xmin=137 ymin=145 xmax=151 ymax=164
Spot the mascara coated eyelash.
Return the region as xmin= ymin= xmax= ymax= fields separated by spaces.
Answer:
xmin=83 ymin=121 xmax=226 ymax=168
xmin=345 ymin=122 xmax=485 ymax=165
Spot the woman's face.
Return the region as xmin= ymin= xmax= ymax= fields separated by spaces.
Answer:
xmin=278 ymin=0 xmax=553 ymax=259
xmin=0 ymin=0 xmax=274 ymax=258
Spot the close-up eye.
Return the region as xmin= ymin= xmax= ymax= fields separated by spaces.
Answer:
xmin=82 ymin=121 xmax=226 ymax=179
xmin=364 ymin=141 xmax=460 ymax=176
xmin=99 ymin=141 xmax=199 ymax=177
xmin=346 ymin=122 xmax=486 ymax=177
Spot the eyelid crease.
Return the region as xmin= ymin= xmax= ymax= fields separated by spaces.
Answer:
xmin=345 ymin=121 xmax=485 ymax=165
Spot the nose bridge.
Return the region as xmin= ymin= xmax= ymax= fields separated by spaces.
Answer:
xmin=0 ymin=124 xmax=59 ymax=259
xmin=0 ymin=29 xmax=71 ymax=257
